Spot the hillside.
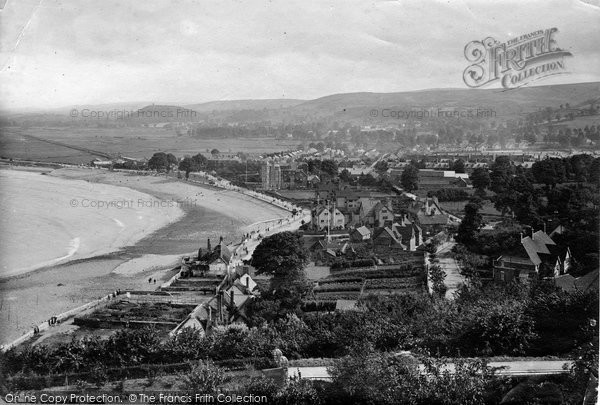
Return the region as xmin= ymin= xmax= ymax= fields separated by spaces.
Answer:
xmin=183 ymin=98 xmax=306 ymax=112
xmin=290 ymin=82 xmax=600 ymax=119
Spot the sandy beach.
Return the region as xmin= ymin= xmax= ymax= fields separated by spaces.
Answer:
xmin=0 ymin=167 xmax=290 ymax=344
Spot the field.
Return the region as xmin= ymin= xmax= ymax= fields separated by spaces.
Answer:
xmin=438 ymin=200 xmax=502 ymax=218
xmin=313 ymin=258 xmax=426 ymax=301
xmin=73 ymin=300 xmax=196 ymax=330
xmin=0 ymin=126 xmax=299 ymax=164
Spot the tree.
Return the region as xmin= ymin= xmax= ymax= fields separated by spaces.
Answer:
xmin=339 ymin=169 xmax=352 ymax=183
xmin=489 ymin=156 xmax=514 ymax=194
xmin=166 ymin=153 xmax=178 ymax=168
xmin=429 ymin=264 xmax=447 ymax=298
xmin=358 ymin=173 xmax=377 ymax=187
xmin=181 ymin=361 xmax=227 ymax=395
xmin=470 ymin=168 xmax=491 ymax=192
xmin=590 ymin=158 xmax=600 ymax=185
xmin=451 ymin=159 xmax=466 ymax=174
xmin=400 ymin=165 xmax=419 ymax=192
xmin=147 ymin=152 xmax=169 ymax=172
xmin=329 ymin=352 xmax=499 ymax=405
xmin=374 ymin=160 xmax=389 ymax=173
xmin=456 ymin=199 xmax=483 ymax=245
xmin=178 ymin=157 xmax=197 ymax=179
xmin=320 ymin=159 xmax=338 ymax=177
xmin=531 ymin=158 xmax=566 ymax=187
xmin=210 ymin=148 xmax=220 ymax=156
xmin=251 ymin=232 xmax=309 ymax=295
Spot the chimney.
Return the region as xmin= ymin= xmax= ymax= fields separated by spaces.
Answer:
xmin=207 ymin=238 xmax=212 ymax=252
xmin=220 ymin=236 xmax=224 ymax=244
xmin=230 ymin=289 xmax=235 ymax=309
xmin=245 ymin=276 xmax=249 ymax=289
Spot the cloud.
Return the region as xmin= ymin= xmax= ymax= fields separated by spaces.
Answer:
xmin=1 ymin=0 xmax=598 ymax=109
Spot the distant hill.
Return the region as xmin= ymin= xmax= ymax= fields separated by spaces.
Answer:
xmin=3 ymin=82 xmax=598 ymax=124
xmin=183 ymin=99 xmax=306 ymax=112
xmin=290 ymin=82 xmax=600 ymax=119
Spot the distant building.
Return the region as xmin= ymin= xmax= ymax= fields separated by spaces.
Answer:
xmin=417 ymin=169 xmax=471 ymax=190
xmin=261 ymin=162 xmax=282 ymax=190
xmin=493 ymin=230 xmax=572 ymax=283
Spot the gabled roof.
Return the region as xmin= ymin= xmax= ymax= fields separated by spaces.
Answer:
xmin=373 ymin=227 xmax=403 ymax=246
xmin=203 ymin=242 xmax=232 ymax=265
xmin=575 ymin=269 xmax=599 ymax=292
xmin=393 ymin=222 xmax=419 ymax=242
xmin=532 ymin=230 xmax=556 ymax=246
xmin=505 ymin=232 xmax=563 ymax=268
xmin=354 ymin=226 xmax=371 ymax=236
xmin=235 ymin=274 xmax=257 ymax=292
xmin=359 ymin=198 xmax=379 ymax=215
xmin=418 ymin=214 xmax=449 ymax=225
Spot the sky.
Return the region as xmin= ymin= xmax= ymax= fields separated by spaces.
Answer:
xmin=0 ymin=0 xmax=599 ymax=110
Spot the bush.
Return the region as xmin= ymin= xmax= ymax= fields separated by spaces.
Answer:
xmin=180 ymin=361 xmax=227 ymax=395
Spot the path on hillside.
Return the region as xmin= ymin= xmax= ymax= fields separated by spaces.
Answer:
xmin=288 ymin=360 xmax=574 ymax=381
xmin=436 ymin=240 xmax=466 ymax=300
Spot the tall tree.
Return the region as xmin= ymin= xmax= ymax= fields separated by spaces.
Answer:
xmin=457 ymin=199 xmax=483 ymax=245
xmin=400 ymin=165 xmax=419 ymax=192
xmin=470 ymin=168 xmax=491 ymax=192
xmin=320 ymin=159 xmax=338 ymax=177
xmin=531 ymin=158 xmax=566 ymax=187
xmin=148 ymin=152 xmax=169 ymax=172
xmin=489 ymin=156 xmax=514 ymax=194
xmin=251 ymin=232 xmax=309 ymax=294
xmin=451 ymin=159 xmax=466 ymax=174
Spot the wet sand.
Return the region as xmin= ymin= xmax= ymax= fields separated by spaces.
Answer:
xmin=0 ymin=167 xmax=289 ymax=344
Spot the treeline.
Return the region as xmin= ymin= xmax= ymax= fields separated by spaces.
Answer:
xmin=4 ymin=282 xmax=596 ymax=382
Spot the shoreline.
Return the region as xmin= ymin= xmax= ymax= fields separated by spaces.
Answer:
xmin=0 ymin=166 xmax=292 ymax=344
xmin=0 ymin=167 xmax=185 ymax=279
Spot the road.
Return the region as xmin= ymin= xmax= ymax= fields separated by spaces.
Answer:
xmin=435 ymin=240 xmax=466 ymax=300
xmin=287 ymin=360 xmax=573 ymax=381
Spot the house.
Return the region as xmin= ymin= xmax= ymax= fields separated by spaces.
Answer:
xmin=350 ymin=226 xmax=371 ymax=242
xmin=200 ymin=238 xmax=232 ymax=276
xmin=311 ymin=205 xmax=345 ymax=231
xmin=493 ymin=230 xmax=572 ymax=283
xmin=407 ymin=197 xmax=450 ymax=233
xmin=555 ymin=269 xmax=599 ymax=293
xmin=392 ymin=218 xmax=423 ymax=251
xmin=372 ymin=201 xmax=395 ymax=228
xmin=372 ymin=227 xmax=404 ymax=248
xmin=359 ymin=198 xmax=393 ymax=227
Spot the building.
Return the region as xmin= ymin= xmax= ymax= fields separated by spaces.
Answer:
xmin=350 ymin=226 xmax=371 ymax=242
xmin=261 ymin=162 xmax=282 ymax=190
xmin=199 ymin=238 xmax=232 ymax=276
xmin=493 ymin=230 xmax=572 ymax=283
xmin=311 ymin=205 xmax=345 ymax=231
xmin=372 ymin=227 xmax=403 ymax=247
xmin=392 ymin=217 xmax=423 ymax=251
xmin=417 ymin=169 xmax=471 ymax=190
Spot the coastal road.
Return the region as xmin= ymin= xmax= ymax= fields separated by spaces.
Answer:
xmin=288 ymin=360 xmax=573 ymax=381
